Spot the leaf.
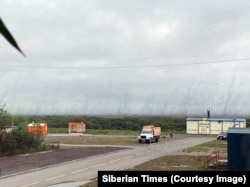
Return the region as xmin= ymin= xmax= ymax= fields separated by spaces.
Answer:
xmin=0 ymin=17 xmax=25 ymax=57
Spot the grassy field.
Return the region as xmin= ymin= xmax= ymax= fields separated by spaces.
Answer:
xmin=45 ymin=128 xmax=175 ymax=145
xmin=48 ymin=128 xmax=180 ymax=136
xmin=45 ymin=134 xmax=172 ymax=145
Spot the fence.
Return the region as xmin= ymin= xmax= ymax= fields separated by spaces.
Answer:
xmin=204 ymin=150 xmax=228 ymax=169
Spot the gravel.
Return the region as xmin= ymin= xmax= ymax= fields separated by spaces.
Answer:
xmin=0 ymin=146 xmax=129 ymax=177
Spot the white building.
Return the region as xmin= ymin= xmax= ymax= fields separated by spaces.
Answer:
xmin=186 ymin=117 xmax=246 ymax=135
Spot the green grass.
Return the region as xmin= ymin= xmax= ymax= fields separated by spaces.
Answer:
xmin=45 ymin=134 xmax=171 ymax=145
xmin=48 ymin=128 xmax=69 ymax=133
xmin=47 ymin=128 xmax=183 ymax=136
xmin=84 ymin=129 xmax=141 ymax=135
xmin=183 ymin=139 xmax=227 ymax=153
xmin=45 ymin=128 xmax=173 ymax=145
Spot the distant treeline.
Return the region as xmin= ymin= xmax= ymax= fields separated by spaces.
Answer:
xmin=13 ymin=115 xmax=187 ymax=132
xmin=10 ymin=115 xmax=250 ymax=132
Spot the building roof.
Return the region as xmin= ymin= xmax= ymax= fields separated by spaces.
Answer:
xmin=228 ymin=127 xmax=250 ymax=134
xmin=186 ymin=117 xmax=246 ymax=122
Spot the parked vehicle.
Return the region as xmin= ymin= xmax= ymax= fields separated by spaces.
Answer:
xmin=138 ymin=125 xmax=161 ymax=144
xmin=217 ymin=131 xmax=227 ymax=140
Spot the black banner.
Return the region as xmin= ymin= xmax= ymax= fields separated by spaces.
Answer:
xmin=98 ymin=171 xmax=250 ymax=186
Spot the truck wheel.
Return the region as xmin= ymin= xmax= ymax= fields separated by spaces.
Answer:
xmin=155 ymin=138 xmax=158 ymax=143
xmin=138 ymin=140 xmax=142 ymax=143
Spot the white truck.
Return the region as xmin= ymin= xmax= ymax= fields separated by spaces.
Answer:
xmin=137 ymin=125 xmax=161 ymax=144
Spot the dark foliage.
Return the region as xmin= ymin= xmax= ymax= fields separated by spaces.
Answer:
xmin=12 ymin=115 xmax=187 ymax=132
xmin=9 ymin=115 xmax=250 ymax=133
xmin=1 ymin=127 xmax=44 ymax=156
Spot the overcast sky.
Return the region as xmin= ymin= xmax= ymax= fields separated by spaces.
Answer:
xmin=1 ymin=0 xmax=250 ymax=117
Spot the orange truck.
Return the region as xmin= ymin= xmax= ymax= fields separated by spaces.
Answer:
xmin=137 ymin=125 xmax=161 ymax=144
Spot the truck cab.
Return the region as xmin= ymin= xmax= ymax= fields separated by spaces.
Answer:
xmin=137 ymin=125 xmax=161 ymax=144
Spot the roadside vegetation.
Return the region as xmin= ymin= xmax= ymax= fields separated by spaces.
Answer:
xmin=1 ymin=127 xmax=45 ymax=156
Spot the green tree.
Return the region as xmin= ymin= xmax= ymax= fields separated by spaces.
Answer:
xmin=0 ymin=104 xmax=12 ymax=130
xmin=2 ymin=127 xmax=44 ymax=156
xmin=0 ymin=106 xmax=45 ymax=156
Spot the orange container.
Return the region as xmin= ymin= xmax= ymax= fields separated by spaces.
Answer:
xmin=68 ymin=121 xmax=86 ymax=133
xmin=27 ymin=123 xmax=48 ymax=136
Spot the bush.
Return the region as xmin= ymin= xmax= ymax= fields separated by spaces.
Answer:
xmin=1 ymin=127 xmax=44 ymax=156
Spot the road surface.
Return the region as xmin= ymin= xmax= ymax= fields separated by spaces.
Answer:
xmin=0 ymin=135 xmax=215 ymax=187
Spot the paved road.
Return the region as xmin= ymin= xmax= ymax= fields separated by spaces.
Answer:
xmin=0 ymin=135 xmax=215 ymax=187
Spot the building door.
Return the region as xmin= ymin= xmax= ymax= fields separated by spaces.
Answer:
xmin=198 ymin=122 xmax=210 ymax=134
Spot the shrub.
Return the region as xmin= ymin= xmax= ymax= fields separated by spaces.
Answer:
xmin=1 ymin=127 xmax=44 ymax=156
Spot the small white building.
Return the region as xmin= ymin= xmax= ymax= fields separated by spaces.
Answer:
xmin=186 ymin=117 xmax=246 ymax=135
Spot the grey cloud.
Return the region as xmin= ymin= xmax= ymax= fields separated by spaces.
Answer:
xmin=1 ymin=0 xmax=250 ymax=117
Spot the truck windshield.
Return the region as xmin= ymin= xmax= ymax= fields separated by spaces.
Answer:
xmin=141 ymin=130 xmax=152 ymax=134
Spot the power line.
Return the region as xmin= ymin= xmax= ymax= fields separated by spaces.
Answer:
xmin=0 ymin=57 xmax=249 ymax=70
